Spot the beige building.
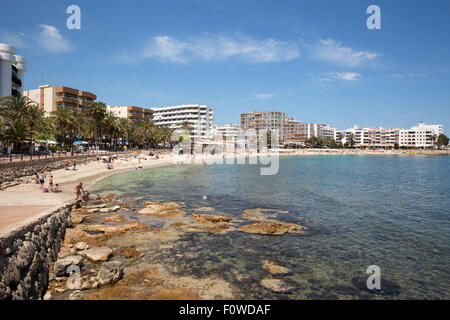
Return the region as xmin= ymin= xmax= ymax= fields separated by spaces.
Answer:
xmin=24 ymin=85 xmax=96 ymax=116
xmin=106 ymin=105 xmax=153 ymax=123
xmin=240 ymin=110 xmax=336 ymax=145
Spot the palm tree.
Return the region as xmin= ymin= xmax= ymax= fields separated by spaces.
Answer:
xmin=50 ymin=107 xmax=85 ymax=154
xmin=0 ymin=96 xmax=41 ymax=153
xmin=102 ymin=111 xmax=121 ymax=149
xmin=158 ymin=126 xmax=174 ymax=148
xmin=117 ymin=118 xmax=132 ymax=148
xmin=135 ymin=116 xmax=157 ymax=149
xmin=347 ymin=133 xmax=356 ymax=148
xmin=27 ymin=104 xmax=45 ymax=155
xmin=180 ymin=121 xmax=194 ymax=134
xmin=87 ymin=101 xmax=107 ymax=148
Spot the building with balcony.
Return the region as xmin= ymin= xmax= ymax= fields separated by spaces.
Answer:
xmin=212 ymin=124 xmax=240 ymax=142
xmin=106 ymin=105 xmax=153 ymax=123
xmin=152 ymin=104 xmax=214 ymax=139
xmin=240 ymin=110 xmax=336 ymax=145
xmin=0 ymin=43 xmax=27 ymax=97
xmin=338 ymin=122 xmax=443 ymax=148
xmin=24 ymin=85 xmax=97 ymax=116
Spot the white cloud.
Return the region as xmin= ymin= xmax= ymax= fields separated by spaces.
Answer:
xmin=312 ymin=39 xmax=380 ymax=67
xmin=255 ymin=93 xmax=278 ymax=99
xmin=36 ymin=24 xmax=73 ymax=53
xmin=318 ymin=72 xmax=361 ymax=82
xmin=333 ymin=72 xmax=361 ymax=81
xmin=123 ymin=33 xmax=301 ymax=64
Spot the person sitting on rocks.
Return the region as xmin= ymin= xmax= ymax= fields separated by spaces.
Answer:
xmin=82 ymin=191 xmax=90 ymax=202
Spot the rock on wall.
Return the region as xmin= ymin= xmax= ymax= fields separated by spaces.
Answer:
xmin=0 ymin=204 xmax=73 ymax=300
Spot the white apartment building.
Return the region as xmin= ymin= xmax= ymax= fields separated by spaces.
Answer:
xmin=0 ymin=43 xmax=27 ymax=97
xmin=339 ymin=122 xmax=443 ymax=148
xmin=399 ymin=122 xmax=443 ymax=148
xmin=152 ymin=104 xmax=214 ymax=139
xmin=212 ymin=124 xmax=240 ymax=141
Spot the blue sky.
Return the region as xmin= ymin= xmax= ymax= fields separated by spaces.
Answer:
xmin=1 ymin=0 xmax=449 ymax=131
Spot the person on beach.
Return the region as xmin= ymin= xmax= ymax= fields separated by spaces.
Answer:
xmin=75 ymin=182 xmax=84 ymax=200
xmin=52 ymin=184 xmax=62 ymax=193
xmin=39 ymin=173 xmax=45 ymax=190
xmin=64 ymin=160 xmax=69 ymax=170
xmin=49 ymin=175 xmax=54 ymax=188
xmin=73 ymin=161 xmax=77 ymax=170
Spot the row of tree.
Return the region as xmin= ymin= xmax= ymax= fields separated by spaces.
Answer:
xmin=0 ymin=96 xmax=194 ymax=154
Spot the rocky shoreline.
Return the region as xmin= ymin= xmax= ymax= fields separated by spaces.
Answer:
xmin=46 ymin=194 xmax=306 ymax=300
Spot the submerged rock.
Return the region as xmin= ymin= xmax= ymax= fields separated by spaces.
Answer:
xmin=196 ymin=207 xmax=215 ymax=212
xmin=181 ymin=214 xmax=234 ymax=234
xmin=261 ymin=279 xmax=294 ymax=293
xmin=243 ymin=208 xmax=289 ymax=221
xmin=119 ymin=246 xmax=141 ymax=259
xmin=263 ymin=261 xmax=291 ymax=275
xmin=138 ymin=202 xmax=184 ymax=218
xmin=80 ymin=247 xmax=112 ymax=262
xmin=104 ymin=215 xmax=126 ymax=223
xmin=97 ymin=261 xmax=124 ymax=286
xmin=103 ymin=194 xmax=116 ymax=202
xmin=192 ymin=214 xmax=232 ymax=224
xmin=239 ymin=221 xmax=306 ymax=235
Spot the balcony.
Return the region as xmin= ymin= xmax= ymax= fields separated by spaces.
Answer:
xmin=11 ymin=75 xmax=22 ymax=87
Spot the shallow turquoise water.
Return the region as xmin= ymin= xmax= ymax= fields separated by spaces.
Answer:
xmin=89 ymin=155 xmax=450 ymax=299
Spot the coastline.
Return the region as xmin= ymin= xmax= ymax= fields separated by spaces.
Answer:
xmin=0 ymin=148 xmax=448 ymax=236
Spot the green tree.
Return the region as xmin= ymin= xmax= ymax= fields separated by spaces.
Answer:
xmin=87 ymin=101 xmax=107 ymax=147
xmin=436 ymin=134 xmax=449 ymax=150
xmin=347 ymin=133 xmax=356 ymax=148
xmin=428 ymin=134 xmax=438 ymax=146
xmin=135 ymin=116 xmax=157 ymax=149
xmin=0 ymin=96 xmax=42 ymax=153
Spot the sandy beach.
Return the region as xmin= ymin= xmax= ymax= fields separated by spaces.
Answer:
xmin=0 ymin=153 xmax=174 ymax=236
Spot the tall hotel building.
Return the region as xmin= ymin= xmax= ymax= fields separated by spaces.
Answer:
xmin=240 ymin=111 xmax=292 ymax=143
xmin=107 ymin=105 xmax=153 ymax=123
xmin=152 ymin=104 xmax=214 ymax=139
xmin=240 ymin=110 xmax=336 ymax=145
xmin=24 ymin=85 xmax=96 ymax=116
xmin=0 ymin=43 xmax=26 ymax=97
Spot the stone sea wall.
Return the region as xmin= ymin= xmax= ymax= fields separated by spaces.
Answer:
xmin=0 ymin=154 xmax=102 ymax=184
xmin=0 ymin=204 xmax=74 ymax=300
